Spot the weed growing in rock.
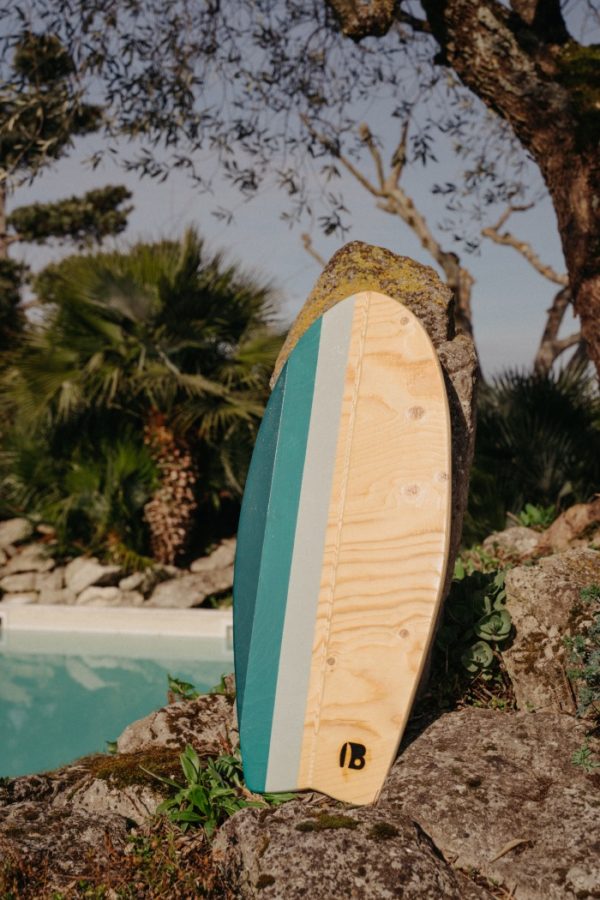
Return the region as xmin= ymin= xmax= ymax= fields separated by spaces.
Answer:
xmin=580 ymin=583 xmax=600 ymax=604
xmin=166 ymin=674 xmax=200 ymax=701
xmin=564 ymin=585 xmax=600 ymax=721
xmin=516 ymin=502 xmax=556 ymax=530
xmin=146 ymin=745 xmax=293 ymax=838
xmin=454 ymin=547 xmax=504 ymax=577
xmin=572 ymin=740 xmax=600 ymax=773
xmin=146 ymin=745 xmax=259 ymax=836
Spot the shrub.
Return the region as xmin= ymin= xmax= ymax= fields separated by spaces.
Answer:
xmin=465 ymin=366 xmax=600 ymax=542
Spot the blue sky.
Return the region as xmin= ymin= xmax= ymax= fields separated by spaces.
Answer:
xmin=12 ymin=123 xmax=572 ymax=379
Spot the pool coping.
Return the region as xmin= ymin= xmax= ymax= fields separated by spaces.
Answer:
xmin=0 ymin=603 xmax=233 ymax=640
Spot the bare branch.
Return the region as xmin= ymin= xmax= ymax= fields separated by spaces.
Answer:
xmin=387 ymin=120 xmax=410 ymax=189
xmin=358 ymin=123 xmax=385 ymax=191
xmin=553 ymin=331 xmax=582 ymax=354
xmin=534 ymin=286 xmax=579 ymax=373
xmin=306 ymin=116 xmax=477 ymax=349
xmin=301 ymin=232 xmax=327 ymax=268
xmin=302 ymin=115 xmax=383 ymax=198
xmin=482 ymin=205 xmax=568 ymax=286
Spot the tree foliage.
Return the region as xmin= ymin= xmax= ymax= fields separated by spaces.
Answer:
xmin=3 ymin=1 xmax=599 ymax=374
xmin=1 ymin=229 xmax=283 ymax=559
xmin=7 ymin=186 xmax=132 ymax=247
xmin=465 ymin=366 xmax=600 ymax=542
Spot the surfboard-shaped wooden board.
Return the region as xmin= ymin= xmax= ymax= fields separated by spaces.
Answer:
xmin=233 ymin=290 xmax=452 ymax=805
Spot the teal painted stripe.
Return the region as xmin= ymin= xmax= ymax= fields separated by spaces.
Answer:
xmin=238 ymin=320 xmax=322 ymax=793
xmin=233 ymin=366 xmax=287 ymax=719
xmin=265 ymin=297 xmax=356 ymax=791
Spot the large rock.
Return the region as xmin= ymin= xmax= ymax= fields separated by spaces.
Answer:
xmin=35 ymin=566 xmax=64 ymax=591
xmin=537 ymin=498 xmax=600 ymax=554
xmin=76 ymin=585 xmax=122 ymax=605
xmin=0 ymin=572 xmax=36 ymax=593
xmin=37 ymin=587 xmax=76 ymax=605
xmin=147 ymin=571 xmax=231 ymax=608
xmin=2 ymin=544 xmax=55 ymax=575
xmin=503 ymin=548 xmax=600 ymax=715
xmin=482 ymin=525 xmax=540 ymax=559
xmin=271 ymin=241 xmax=478 ymax=598
xmin=64 ymin=556 xmax=122 ymax=595
xmin=212 ymin=802 xmax=490 ymax=899
xmin=380 ymin=708 xmax=599 ymax=900
xmin=0 ymin=518 xmax=33 ymax=549
xmin=190 ymin=536 xmax=236 ymax=573
xmin=117 ymin=691 xmax=237 ymax=756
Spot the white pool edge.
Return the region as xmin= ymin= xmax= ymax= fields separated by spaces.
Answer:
xmin=0 ymin=603 xmax=233 ymax=640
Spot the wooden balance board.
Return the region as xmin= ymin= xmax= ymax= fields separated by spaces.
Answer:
xmin=233 ymin=290 xmax=452 ymax=805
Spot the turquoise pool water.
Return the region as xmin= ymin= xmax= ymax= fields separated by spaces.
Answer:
xmin=0 ymin=629 xmax=233 ymax=777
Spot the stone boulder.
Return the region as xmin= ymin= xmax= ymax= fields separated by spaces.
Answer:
xmin=147 ymin=571 xmax=231 ymax=608
xmin=210 ymin=706 xmax=598 ymax=900
xmin=0 ymin=518 xmax=33 ymax=550
xmin=503 ymin=548 xmax=600 ymax=714
xmin=2 ymin=544 xmax=54 ymax=575
xmin=190 ymin=536 xmax=236 ymax=574
xmin=482 ymin=525 xmax=540 ymax=560
xmin=537 ymin=497 xmax=600 ymax=555
xmin=64 ymin=556 xmax=122 ymax=595
xmin=272 ymin=241 xmax=478 ymax=598
xmin=116 ymin=691 xmax=237 ymax=756
xmin=380 ymin=708 xmax=599 ymax=900
xmin=212 ymin=802 xmax=490 ymax=899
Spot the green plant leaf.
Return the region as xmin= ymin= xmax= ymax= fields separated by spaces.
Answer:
xmin=475 ymin=609 xmax=512 ymax=642
xmin=461 ymin=640 xmax=494 ymax=673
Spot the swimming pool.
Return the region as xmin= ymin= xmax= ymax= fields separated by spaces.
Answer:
xmin=0 ymin=607 xmax=233 ymax=777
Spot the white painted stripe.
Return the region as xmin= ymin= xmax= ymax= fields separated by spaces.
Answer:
xmin=265 ymin=296 xmax=356 ymax=791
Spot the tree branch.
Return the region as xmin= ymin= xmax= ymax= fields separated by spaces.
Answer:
xmin=302 ymin=115 xmax=384 ymax=198
xmin=358 ymin=123 xmax=385 ymax=190
xmin=301 ymin=233 xmax=327 ymax=267
xmin=482 ymin=206 xmax=568 ymax=286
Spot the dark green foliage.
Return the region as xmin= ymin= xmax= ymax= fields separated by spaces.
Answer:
xmin=557 ymin=42 xmax=600 ymax=147
xmin=516 ymin=502 xmax=556 ymax=530
xmin=0 ymin=260 xmax=26 ymax=355
xmin=146 ymin=744 xmax=283 ymax=837
xmin=436 ymin=569 xmax=512 ymax=676
xmin=1 ymin=31 xmax=102 ymax=182
xmin=465 ymin=368 xmax=600 ymax=543
xmin=0 ymin=230 xmax=281 ymax=558
xmin=7 ymin=186 xmax=132 ymax=247
xmin=0 ymin=423 xmax=156 ymax=559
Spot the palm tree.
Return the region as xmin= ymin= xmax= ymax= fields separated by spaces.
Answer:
xmin=3 ymin=229 xmax=282 ymax=563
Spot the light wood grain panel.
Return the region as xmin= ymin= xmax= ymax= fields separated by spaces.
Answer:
xmin=297 ymin=291 xmax=451 ymax=804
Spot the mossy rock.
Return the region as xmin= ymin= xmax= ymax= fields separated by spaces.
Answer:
xmin=272 ymin=240 xmax=452 ymax=385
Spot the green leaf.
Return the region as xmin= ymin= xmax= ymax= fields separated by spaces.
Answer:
xmin=475 ymin=609 xmax=512 ymax=642
xmin=461 ymin=640 xmax=494 ymax=673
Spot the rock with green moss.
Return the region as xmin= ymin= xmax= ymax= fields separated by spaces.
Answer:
xmin=273 ymin=241 xmax=478 ymax=600
xmin=503 ymin=548 xmax=600 ymax=716
xmin=116 ymin=684 xmax=236 ymax=755
xmin=212 ymin=800 xmax=487 ymax=899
